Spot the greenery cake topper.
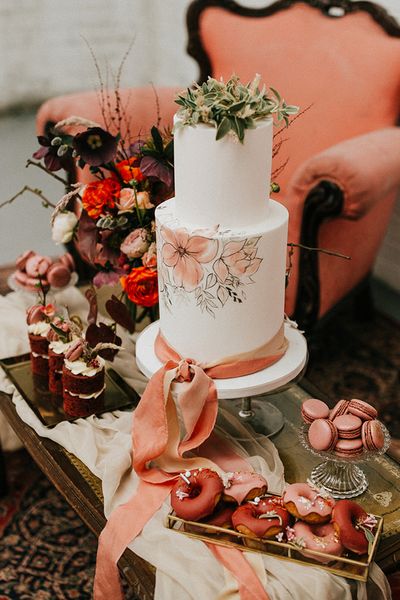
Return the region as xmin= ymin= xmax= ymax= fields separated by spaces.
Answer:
xmin=174 ymin=74 xmax=298 ymax=142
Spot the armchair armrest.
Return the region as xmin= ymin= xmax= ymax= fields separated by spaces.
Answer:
xmin=36 ymin=85 xmax=180 ymax=137
xmin=289 ymin=127 xmax=400 ymax=219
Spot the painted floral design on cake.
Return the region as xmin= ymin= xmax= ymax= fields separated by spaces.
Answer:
xmin=159 ymin=225 xmax=263 ymax=317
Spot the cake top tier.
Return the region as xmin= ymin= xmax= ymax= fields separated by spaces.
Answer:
xmin=173 ymin=75 xmax=297 ymax=230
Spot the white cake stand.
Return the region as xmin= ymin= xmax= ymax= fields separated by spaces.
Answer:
xmin=136 ymin=321 xmax=308 ymax=440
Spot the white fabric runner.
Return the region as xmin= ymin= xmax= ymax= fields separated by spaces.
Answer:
xmin=0 ymin=287 xmax=392 ymax=600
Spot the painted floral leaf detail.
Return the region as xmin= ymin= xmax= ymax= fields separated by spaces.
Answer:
xmin=217 ymin=285 xmax=229 ymax=306
xmin=245 ymin=236 xmax=261 ymax=248
xmin=213 ymin=258 xmax=229 ymax=283
xmin=206 ymin=273 xmax=217 ymax=289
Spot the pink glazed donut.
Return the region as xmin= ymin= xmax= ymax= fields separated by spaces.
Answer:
xmin=171 ymin=469 xmax=224 ymax=521
xmin=223 ymin=471 xmax=268 ymax=504
xmin=293 ymin=522 xmax=344 ymax=563
xmin=283 ymin=483 xmax=335 ymax=524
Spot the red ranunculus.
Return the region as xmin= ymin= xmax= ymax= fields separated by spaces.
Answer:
xmin=82 ymin=178 xmax=121 ymax=219
xmin=115 ymin=158 xmax=145 ymax=184
xmin=120 ymin=267 xmax=158 ymax=307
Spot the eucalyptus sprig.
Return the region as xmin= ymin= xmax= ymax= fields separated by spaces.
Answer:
xmin=174 ymin=74 xmax=298 ymax=143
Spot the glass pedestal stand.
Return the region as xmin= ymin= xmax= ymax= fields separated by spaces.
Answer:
xmin=234 ymin=396 xmax=286 ymax=437
xmin=299 ymin=423 xmax=391 ymax=499
xmin=136 ymin=321 xmax=308 ymax=441
xmin=309 ymin=461 xmax=368 ymax=499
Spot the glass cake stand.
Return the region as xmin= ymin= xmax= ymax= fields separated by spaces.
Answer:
xmin=136 ymin=320 xmax=308 ymax=441
xmin=299 ymin=423 xmax=391 ymax=499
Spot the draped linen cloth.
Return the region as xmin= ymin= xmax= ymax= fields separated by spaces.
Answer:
xmin=0 ymin=287 xmax=392 ymax=600
xmin=94 ymin=327 xmax=289 ymax=599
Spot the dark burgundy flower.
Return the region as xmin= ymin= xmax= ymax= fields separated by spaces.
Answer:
xmin=33 ymin=134 xmax=73 ymax=172
xmin=140 ymin=155 xmax=174 ymax=189
xmin=85 ymin=287 xmax=98 ymax=325
xmin=105 ymin=295 xmax=135 ymax=333
xmin=86 ymin=322 xmax=122 ymax=361
xmin=73 ymin=127 xmax=118 ymax=166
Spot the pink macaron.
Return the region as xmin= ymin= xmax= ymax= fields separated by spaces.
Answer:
xmin=362 ymin=420 xmax=385 ymax=451
xmin=348 ymin=399 xmax=378 ymax=421
xmin=334 ymin=438 xmax=363 ymax=458
xmin=47 ymin=263 xmax=72 ymax=288
xmin=59 ymin=252 xmax=75 ymax=272
xmin=26 ymin=305 xmax=45 ymax=325
xmin=308 ymin=419 xmax=338 ymax=452
xmin=329 ymin=399 xmax=350 ymax=421
xmin=25 ymin=254 xmax=52 ymax=277
xmin=301 ymin=399 xmax=330 ymax=425
xmin=15 ymin=249 xmax=35 ymax=271
xmin=332 ymin=414 xmax=362 ymax=439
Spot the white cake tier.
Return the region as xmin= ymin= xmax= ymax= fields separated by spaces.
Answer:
xmin=173 ymin=115 xmax=273 ymax=229
xmin=155 ymin=198 xmax=288 ymax=364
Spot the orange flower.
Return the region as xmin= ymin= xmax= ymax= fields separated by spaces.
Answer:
xmin=115 ymin=158 xmax=145 ymax=184
xmin=120 ymin=267 xmax=158 ymax=307
xmin=82 ymin=178 xmax=121 ymax=219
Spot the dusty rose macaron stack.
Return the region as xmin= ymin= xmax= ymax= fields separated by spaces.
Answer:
xmin=302 ymin=398 xmax=386 ymax=458
xmin=12 ymin=250 xmax=76 ymax=292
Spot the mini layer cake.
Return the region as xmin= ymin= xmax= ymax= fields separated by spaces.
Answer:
xmin=47 ymin=318 xmax=80 ymax=396
xmin=26 ymin=304 xmax=54 ymax=382
xmin=62 ymin=339 xmax=106 ymax=417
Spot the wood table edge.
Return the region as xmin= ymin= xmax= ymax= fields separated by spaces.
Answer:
xmin=0 ymin=390 xmax=155 ymax=599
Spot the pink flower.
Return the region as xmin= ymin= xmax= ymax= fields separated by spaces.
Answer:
xmin=213 ymin=239 xmax=262 ymax=283
xmin=120 ymin=228 xmax=149 ymax=258
xmin=115 ymin=188 xmax=136 ymax=213
xmin=116 ymin=189 xmax=154 ymax=213
xmin=142 ymin=242 xmax=157 ymax=269
xmin=42 ymin=303 xmax=56 ymax=319
xmin=285 ymin=526 xmax=296 ymax=542
xmin=161 ymin=227 xmax=218 ymax=291
xmin=136 ymin=191 xmax=154 ymax=209
xmin=93 ymin=271 xmax=121 ymax=288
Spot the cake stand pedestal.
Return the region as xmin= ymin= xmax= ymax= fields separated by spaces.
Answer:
xmin=136 ymin=321 xmax=308 ymax=440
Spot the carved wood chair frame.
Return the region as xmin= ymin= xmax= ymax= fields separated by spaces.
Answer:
xmin=185 ymin=0 xmax=400 ymax=331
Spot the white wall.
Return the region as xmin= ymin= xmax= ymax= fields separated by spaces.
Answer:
xmin=0 ymin=0 xmax=399 ymax=290
xmin=0 ymin=0 xmax=195 ymax=111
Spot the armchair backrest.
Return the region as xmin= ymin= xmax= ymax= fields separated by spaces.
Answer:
xmin=187 ymin=0 xmax=400 ymax=191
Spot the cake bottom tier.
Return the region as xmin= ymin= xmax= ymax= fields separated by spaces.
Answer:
xmin=156 ymin=198 xmax=288 ymax=364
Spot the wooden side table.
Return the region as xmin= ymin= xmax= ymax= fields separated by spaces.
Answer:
xmin=0 ymin=381 xmax=400 ymax=597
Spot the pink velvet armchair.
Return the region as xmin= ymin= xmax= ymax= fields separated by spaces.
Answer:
xmin=36 ymin=0 xmax=400 ymax=331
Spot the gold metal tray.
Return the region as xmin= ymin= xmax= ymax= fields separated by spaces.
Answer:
xmin=0 ymin=353 xmax=140 ymax=427
xmin=166 ymin=507 xmax=383 ymax=582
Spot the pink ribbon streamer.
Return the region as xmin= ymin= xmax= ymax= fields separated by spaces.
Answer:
xmin=94 ymin=328 xmax=287 ymax=600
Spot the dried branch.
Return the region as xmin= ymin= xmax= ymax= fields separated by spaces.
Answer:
xmin=287 ymin=243 xmax=351 ymax=260
xmin=26 ymin=159 xmax=68 ymax=186
xmin=0 ymin=185 xmax=55 ymax=210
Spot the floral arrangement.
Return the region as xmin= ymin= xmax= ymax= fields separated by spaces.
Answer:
xmin=175 ymin=74 xmax=298 ymax=142
xmin=5 ymin=70 xmax=347 ymax=331
xmin=39 ymin=120 xmax=174 ymax=323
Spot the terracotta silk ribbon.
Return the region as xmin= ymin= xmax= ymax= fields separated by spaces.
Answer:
xmin=94 ymin=325 xmax=288 ymax=600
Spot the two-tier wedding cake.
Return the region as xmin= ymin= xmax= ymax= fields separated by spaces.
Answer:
xmin=155 ymin=76 xmax=296 ymax=365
